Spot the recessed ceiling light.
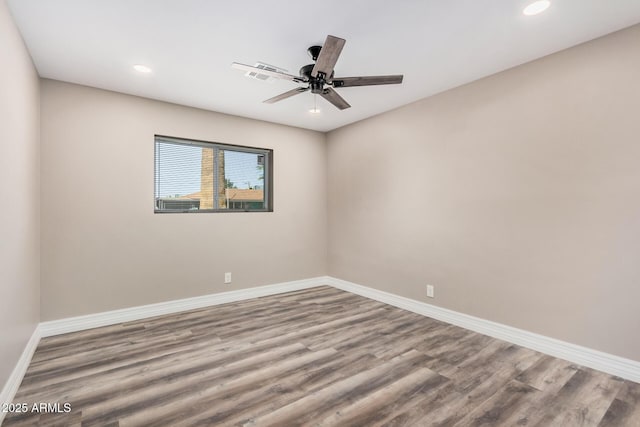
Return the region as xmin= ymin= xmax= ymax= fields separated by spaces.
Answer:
xmin=133 ymin=64 xmax=152 ymax=73
xmin=523 ymin=0 xmax=551 ymax=16
xmin=309 ymin=108 xmax=321 ymax=114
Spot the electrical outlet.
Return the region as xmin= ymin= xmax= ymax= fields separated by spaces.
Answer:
xmin=224 ymin=272 xmax=232 ymax=284
xmin=426 ymin=284 xmax=434 ymax=298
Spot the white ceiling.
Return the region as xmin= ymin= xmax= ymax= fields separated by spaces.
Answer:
xmin=8 ymin=0 xmax=640 ymax=132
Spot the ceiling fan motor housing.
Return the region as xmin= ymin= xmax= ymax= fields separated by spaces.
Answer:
xmin=299 ymin=64 xmax=315 ymax=80
xmin=300 ymin=62 xmax=335 ymax=93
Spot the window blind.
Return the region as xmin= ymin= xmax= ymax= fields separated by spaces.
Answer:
xmin=154 ymin=136 xmax=272 ymax=212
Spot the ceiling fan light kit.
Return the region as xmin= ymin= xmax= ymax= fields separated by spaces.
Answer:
xmin=232 ymin=35 xmax=404 ymax=111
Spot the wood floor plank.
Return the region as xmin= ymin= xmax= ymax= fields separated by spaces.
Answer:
xmin=598 ymin=380 xmax=640 ymax=426
xmin=414 ymin=344 xmax=543 ymax=426
xmin=3 ymin=285 xmax=638 ymax=427
xmin=452 ymin=379 xmax=539 ymax=426
xmin=530 ymin=368 xmax=624 ymax=426
xmin=316 ymin=368 xmax=448 ymax=426
xmin=377 ymin=380 xmax=466 ymax=426
xmin=243 ymin=350 xmax=433 ymax=427
xmin=615 ymin=379 xmax=640 ymax=405
xmin=516 ymin=354 xmax=579 ymax=392
xmin=179 ymin=352 xmax=382 ymax=427
xmin=116 ymin=348 xmax=340 ymax=427
xmin=81 ymin=344 xmax=321 ymax=426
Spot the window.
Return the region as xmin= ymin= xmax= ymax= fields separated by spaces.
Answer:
xmin=154 ymin=135 xmax=272 ymax=213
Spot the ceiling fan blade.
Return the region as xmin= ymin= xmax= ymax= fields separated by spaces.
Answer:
xmin=231 ymin=62 xmax=305 ymax=83
xmin=320 ymin=87 xmax=351 ymax=110
xmin=332 ymin=75 xmax=404 ymax=87
xmin=311 ymin=35 xmax=346 ymax=78
xmin=263 ymin=87 xmax=310 ymax=104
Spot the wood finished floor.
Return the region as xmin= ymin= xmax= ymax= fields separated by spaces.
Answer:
xmin=3 ymin=286 xmax=640 ymax=426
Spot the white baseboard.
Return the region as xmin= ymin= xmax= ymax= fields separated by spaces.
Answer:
xmin=39 ymin=277 xmax=324 ymax=337
xmin=1 ymin=277 xmax=324 ymax=421
xmin=0 ymin=325 xmax=41 ymax=425
xmin=325 ymin=276 xmax=640 ymax=383
xmin=4 ymin=272 xmax=637 ymax=421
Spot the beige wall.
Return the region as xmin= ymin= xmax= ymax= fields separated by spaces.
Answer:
xmin=40 ymin=80 xmax=327 ymax=320
xmin=0 ymin=0 xmax=40 ymax=388
xmin=327 ymin=24 xmax=640 ymax=361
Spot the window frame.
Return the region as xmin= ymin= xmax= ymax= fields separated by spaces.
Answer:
xmin=154 ymin=135 xmax=273 ymax=214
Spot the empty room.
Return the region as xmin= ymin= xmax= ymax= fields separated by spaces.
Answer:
xmin=2 ymin=0 xmax=640 ymax=425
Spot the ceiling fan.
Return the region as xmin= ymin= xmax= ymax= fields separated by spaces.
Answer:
xmin=231 ymin=35 xmax=404 ymax=111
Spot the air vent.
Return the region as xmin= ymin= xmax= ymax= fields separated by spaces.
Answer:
xmin=245 ymin=62 xmax=288 ymax=82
